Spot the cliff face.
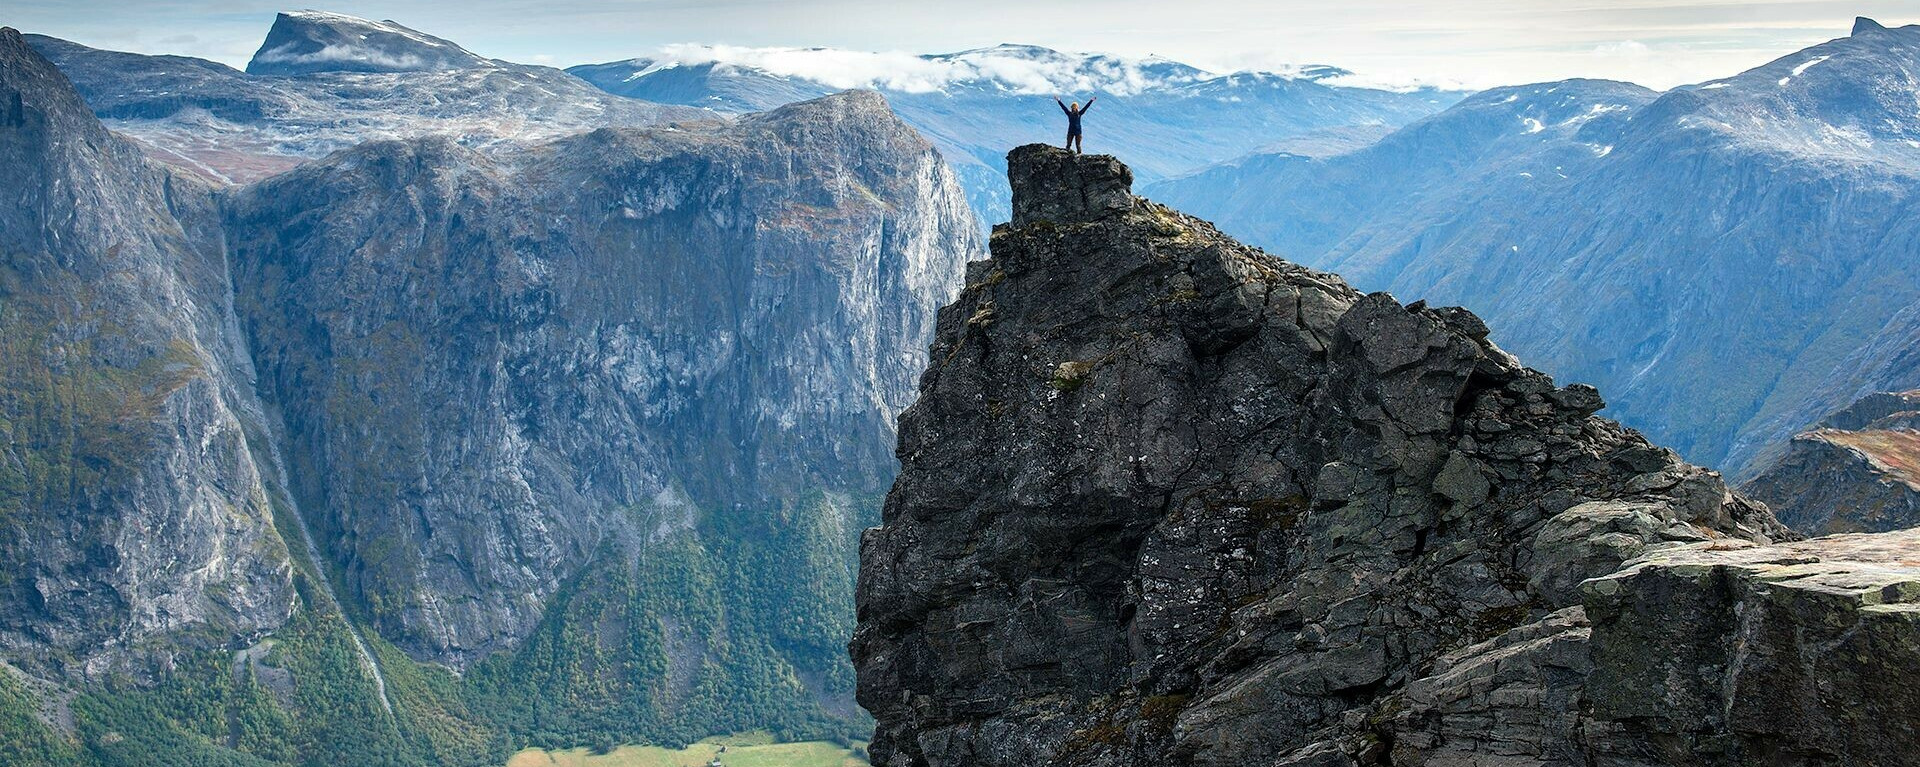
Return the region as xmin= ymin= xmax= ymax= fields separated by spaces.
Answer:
xmin=853 ymin=146 xmax=1918 ymax=767
xmin=224 ymin=90 xmax=976 ymax=663
xmin=0 ymin=24 xmax=984 ymax=761
xmin=0 ymin=27 xmax=296 ymax=681
xmin=1743 ymin=390 xmax=1920 ymax=534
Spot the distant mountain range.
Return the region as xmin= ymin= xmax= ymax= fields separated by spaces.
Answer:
xmin=25 ymin=11 xmax=708 ymax=183
xmin=569 ymin=44 xmax=1464 ymax=223
xmin=30 ymin=11 xmax=1461 ymax=227
xmin=1153 ymin=17 xmax=1920 ymax=479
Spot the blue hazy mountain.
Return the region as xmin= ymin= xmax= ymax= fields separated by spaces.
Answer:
xmin=571 ymin=45 xmax=1465 ymax=223
xmin=1152 ymin=17 xmax=1920 ymax=478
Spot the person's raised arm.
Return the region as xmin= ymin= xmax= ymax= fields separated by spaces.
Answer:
xmin=1056 ymin=96 xmax=1070 ymax=115
xmin=1082 ymin=96 xmax=1096 ymax=113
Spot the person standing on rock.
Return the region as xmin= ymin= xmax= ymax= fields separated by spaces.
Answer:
xmin=1055 ymin=95 xmax=1095 ymax=153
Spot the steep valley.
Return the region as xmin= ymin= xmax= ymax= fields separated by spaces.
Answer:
xmin=0 ymin=23 xmax=977 ymax=766
xmin=8 ymin=7 xmax=1920 ymax=767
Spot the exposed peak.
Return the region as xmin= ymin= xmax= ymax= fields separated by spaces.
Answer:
xmin=1854 ymin=16 xmax=1887 ymax=35
xmin=964 ymin=43 xmax=1063 ymax=57
xmin=0 ymin=25 xmax=105 ymax=139
xmin=1005 ymin=143 xmax=1136 ymax=227
xmin=246 ymin=10 xmax=494 ymax=76
xmin=750 ymin=88 xmax=895 ymax=122
xmin=0 ymin=26 xmax=28 ymax=57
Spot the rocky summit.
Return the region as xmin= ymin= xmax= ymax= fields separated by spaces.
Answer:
xmin=852 ymin=145 xmax=1920 ymax=766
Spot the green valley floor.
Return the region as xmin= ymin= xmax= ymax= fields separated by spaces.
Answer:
xmin=506 ymin=733 xmax=868 ymax=767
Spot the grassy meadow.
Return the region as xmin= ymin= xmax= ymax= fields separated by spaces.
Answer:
xmin=506 ymin=732 xmax=868 ymax=767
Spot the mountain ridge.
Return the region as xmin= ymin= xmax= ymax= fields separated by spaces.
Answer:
xmin=1743 ymin=389 xmax=1920 ymax=534
xmin=1150 ymin=19 xmax=1920 ymax=479
xmin=568 ymin=37 xmax=1465 ymax=226
xmin=25 ymin=20 xmax=708 ymax=185
xmin=246 ymin=10 xmax=496 ymax=75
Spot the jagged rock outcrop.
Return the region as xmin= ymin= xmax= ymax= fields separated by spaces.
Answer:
xmin=0 ymin=26 xmax=295 ymax=680
xmin=1576 ymin=531 xmax=1920 ymax=764
xmin=1743 ymin=390 xmax=1920 ymax=534
xmin=850 ymin=146 xmax=1920 ymax=767
xmin=1381 ymin=530 xmax=1920 ymax=767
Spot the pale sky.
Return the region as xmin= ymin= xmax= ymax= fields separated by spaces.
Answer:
xmin=8 ymin=0 xmax=1916 ymax=89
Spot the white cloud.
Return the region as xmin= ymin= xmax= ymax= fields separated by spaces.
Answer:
xmin=637 ymin=43 xmax=1218 ymax=95
xmin=15 ymin=0 xmax=1914 ymax=90
xmin=647 ymin=44 xmax=958 ymax=92
xmin=252 ymin=43 xmax=430 ymax=70
xmin=1317 ymin=71 xmax=1468 ymax=93
xmin=1592 ymin=40 xmax=1653 ymax=57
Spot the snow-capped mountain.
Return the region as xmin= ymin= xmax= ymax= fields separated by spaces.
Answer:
xmin=26 ymin=12 xmax=704 ymax=183
xmin=571 ymin=43 xmax=1465 ymax=223
xmin=1662 ymin=16 xmax=1920 ymax=165
xmin=1151 ymin=17 xmax=1920 ymax=478
xmin=570 ymin=42 xmax=1316 ymax=109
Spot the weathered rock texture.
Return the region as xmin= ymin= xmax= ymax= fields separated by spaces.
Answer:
xmin=1575 ymin=531 xmax=1920 ymax=765
xmin=1744 ymin=390 xmax=1920 ymax=534
xmin=0 ymin=24 xmax=981 ymax=757
xmin=852 ymin=145 xmax=1918 ymax=767
xmin=224 ymin=89 xmax=977 ymax=663
xmin=0 ymin=26 xmax=296 ymax=681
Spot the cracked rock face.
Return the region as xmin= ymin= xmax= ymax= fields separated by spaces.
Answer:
xmin=223 ymin=90 xmax=979 ymax=663
xmin=1 ymin=25 xmax=985 ymax=726
xmin=0 ymin=27 xmax=295 ymax=680
xmin=848 ymin=145 xmax=1920 ymax=767
xmin=1575 ymin=531 xmax=1920 ymax=765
